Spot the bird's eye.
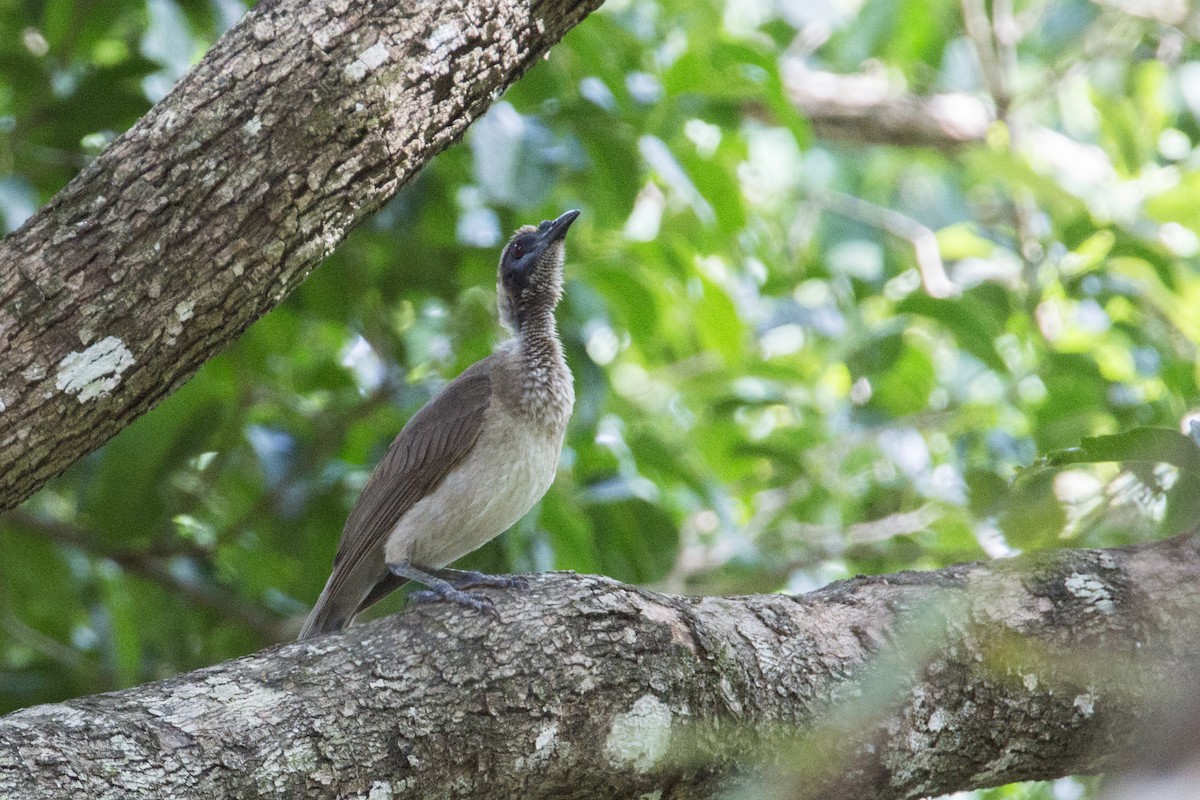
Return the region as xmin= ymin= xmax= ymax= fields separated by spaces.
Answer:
xmin=509 ymin=242 xmax=526 ymax=261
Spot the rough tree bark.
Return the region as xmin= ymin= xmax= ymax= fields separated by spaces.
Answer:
xmin=2 ymin=534 xmax=1197 ymax=799
xmin=0 ymin=0 xmax=602 ymax=512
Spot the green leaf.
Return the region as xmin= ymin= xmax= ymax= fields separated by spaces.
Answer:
xmin=999 ymin=471 xmax=1067 ymax=550
xmin=1046 ymin=427 xmax=1200 ymax=473
xmin=966 ymin=468 xmax=1009 ymax=518
xmin=589 ymin=497 xmax=678 ymax=584
xmin=1146 ymin=172 xmax=1200 ymax=235
xmin=540 ymin=487 xmax=601 ymax=574
xmin=694 ymin=275 xmax=743 ymax=363
xmin=898 ymin=292 xmax=1007 ymax=373
xmin=1163 ymin=470 xmax=1200 ymax=536
xmin=870 ymin=341 xmax=934 ymax=417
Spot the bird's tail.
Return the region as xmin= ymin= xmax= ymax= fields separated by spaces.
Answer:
xmin=297 ymin=572 xmax=358 ymax=640
xmin=298 ymin=566 xmax=409 ymax=640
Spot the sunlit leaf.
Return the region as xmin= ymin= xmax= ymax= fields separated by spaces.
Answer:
xmin=1046 ymin=428 xmax=1200 ymax=473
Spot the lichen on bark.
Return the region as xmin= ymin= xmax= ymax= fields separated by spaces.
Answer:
xmin=0 ymin=0 xmax=604 ymax=512
xmin=2 ymin=535 xmax=1198 ymax=799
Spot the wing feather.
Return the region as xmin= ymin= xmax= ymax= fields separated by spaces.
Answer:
xmin=318 ymin=359 xmax=494 ymax=613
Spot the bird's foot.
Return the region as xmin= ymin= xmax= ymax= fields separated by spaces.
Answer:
xmin=388 ymin=560 xmax=510 ymax=614
xmin=408 ymin=585 xmax=496 ymax=614
xmin=433 ymin=568 xmax=527 ymax=591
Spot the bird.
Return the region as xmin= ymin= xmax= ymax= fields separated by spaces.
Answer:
xmin=298 ymin=209 xmax=580 ymax=639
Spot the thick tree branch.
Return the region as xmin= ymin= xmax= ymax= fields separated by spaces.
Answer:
xmin=3 ymin=535 xmax=1198 ymax=799
xmin=0 ymin=0 xmax=602 ymax=512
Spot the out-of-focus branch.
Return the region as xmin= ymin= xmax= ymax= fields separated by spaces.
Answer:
xmin=1092 ymin=0 xmax=1200 ymax=34
xmin=959 ymin=0 xmax=1010 ymax=114
xmin=671 ymin=503 xmax=944 ymax=595
xmin=809 ymin=188 xmax=961 ymax=298
xmin=0 ymin=605 xmax=94 ymax=676
xmin=781 ymin=61 xmax=993 ymax=148
xmin=2 ymin=510 xmax=284 ymax=640
xmin=959 ymin=0 xmax=1044 ymax=284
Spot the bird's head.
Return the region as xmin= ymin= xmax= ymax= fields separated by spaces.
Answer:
xmin=497 ymin=209 xmax=580 ymax=332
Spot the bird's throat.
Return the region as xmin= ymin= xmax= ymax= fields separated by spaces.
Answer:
xmin=517 ymin=304 xmax=556 ymax=340
xmin=513 ymin=308 xmax=572 ymax=427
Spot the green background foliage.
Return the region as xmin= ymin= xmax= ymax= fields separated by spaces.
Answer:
xmin=2 ymin=0 xmax=1199 ymax=795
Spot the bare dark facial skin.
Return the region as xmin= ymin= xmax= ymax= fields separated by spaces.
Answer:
xmin=497 ymin=211 xmax=579 ymax=328
xmin=500 ymin=230 xmax=541 ymax=295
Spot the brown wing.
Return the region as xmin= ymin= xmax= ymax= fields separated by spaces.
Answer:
xmin=311 ymin=358 xmax=493 ymax=621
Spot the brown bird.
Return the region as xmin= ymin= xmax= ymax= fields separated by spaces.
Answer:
xmin=298 ymin=210 xmax=580 ymax=639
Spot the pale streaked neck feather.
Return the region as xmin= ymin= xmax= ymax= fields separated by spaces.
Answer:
xmin=508 ymin=306 xmax=573 ymax=429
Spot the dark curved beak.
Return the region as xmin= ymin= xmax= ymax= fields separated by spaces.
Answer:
xmin=537 ymin=209 xmax=581 ymax=246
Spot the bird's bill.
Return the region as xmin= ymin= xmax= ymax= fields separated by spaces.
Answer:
xmin=537 ymin=209 xmax=581 ymax=246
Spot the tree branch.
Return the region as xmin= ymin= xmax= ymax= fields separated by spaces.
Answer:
xmin=0 ymin=0 xmax=602 ymax=512
xmin=807 ymin=188 xmax=961 ymax=298
xmin=782 ymin=61 xmax=993 ymax=148
xmin=2 ymin=535 xmax=1198 ymax=799
xmin=2 ymin=510 xmax=284 ymax=640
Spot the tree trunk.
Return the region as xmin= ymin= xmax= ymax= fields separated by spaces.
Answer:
xmin=2 ymin=534 xmax=1198 ymax=799
xmin=0 ymin=0 xmax=602 ymax=512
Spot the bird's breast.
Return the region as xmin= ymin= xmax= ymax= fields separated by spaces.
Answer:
xmin=383 ymin=402 xmax=566 ymax=568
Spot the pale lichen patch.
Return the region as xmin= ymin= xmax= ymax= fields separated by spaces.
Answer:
xmin=1074 ymin=691 xmax=1096 ymax=717
xmin=7 ymin=701 xmax=91 ymax=728
xmin=243 ymin=116 xmax=263 ymax=136
xmin=1064 ymin=572 xmax=1115 ymax=615
xmin=605 ymin=695 xmax=672 ymax=773
xmin=175 ymin=299 xmax=195 ymax=322
xmin=344 ymin=41 xmax=390 ymax=83
xmin=427 ymin=22 xmax=461 ymax=51
xmin=516 ymin=722 xmax=561 ymax=771
xmin=311 ymin=18 xmax=345 ymax=50
xmin=535 ymin=723 xmax=557 ymax=751
xmin=252 ymin=18 xmax=275 ymax=42
xmin=54 ymin=337 xmax=135 ymax=402
xmin=367 ymin=781 xmax=394 ymax=800
xmin=631 ymin=595 xmax=697 ymax=654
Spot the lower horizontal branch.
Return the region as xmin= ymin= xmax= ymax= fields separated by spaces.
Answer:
xmin=2 ymin=534 xmax=1198 ymax=799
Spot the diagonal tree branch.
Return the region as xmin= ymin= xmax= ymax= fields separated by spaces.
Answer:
xmin=0 ymin=0 xmax=603 ymax=512
xmin=2 ymin=534 xmax=1198 ymax=799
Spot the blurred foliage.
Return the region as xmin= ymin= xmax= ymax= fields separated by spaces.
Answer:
xmin=2 ymin=0 xmax=1200 ymax=796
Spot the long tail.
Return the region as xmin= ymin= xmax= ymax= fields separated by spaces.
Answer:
xmin=297 ymin=573 xmax=358 ymax=639
xmin=298 ymin=568 xmax=409 ymax=640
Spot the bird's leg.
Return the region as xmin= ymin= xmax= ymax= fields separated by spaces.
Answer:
xmin=429 ymin=567 xmax=527 ymax=590
xmin=387 ymin=560 xmax=495 ymax=613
